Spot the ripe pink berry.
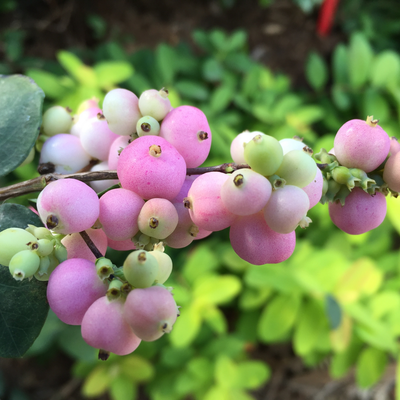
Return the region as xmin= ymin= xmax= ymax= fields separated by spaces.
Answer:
xmin=123 ymin=286 xmax=178 ymax=341
xmin=81 ymin=296 xmax=141 ymax=355
xmin=185 ymin=172 xmax=237 ymax=232
xmin=117 ymin=136 xmax=186 ymax=200
xmin=47 ymin=258 xmax=108 ymax=325
xmin=333 ymin=117 xmax=390 ymax=172
xmin=328 ymin=188 xmax=387 ymax=235
xmin=302 ymin=168 xmax=324 ymax=209
xmin=159 ymin=105 xmax=212 ymax=168
xmin=99 ymin=188 xmax=144 ymax=241
xmin=229 ymin=212 xmax=296 ymax=265
xmin=37 ymin=179 xmax=100 ymax=234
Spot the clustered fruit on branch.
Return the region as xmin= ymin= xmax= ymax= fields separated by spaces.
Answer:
xmin=0 ymin=84 xmax=397 ymax=359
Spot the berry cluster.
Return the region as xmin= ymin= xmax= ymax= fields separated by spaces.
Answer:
xmin=6 ymin=83 xmax=396 ymax=358
xmin=317 ymin=116 xmax=391 ymax=235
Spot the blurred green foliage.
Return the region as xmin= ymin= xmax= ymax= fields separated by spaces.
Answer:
xmin=3 ymin=25 xmax=400 ymax=399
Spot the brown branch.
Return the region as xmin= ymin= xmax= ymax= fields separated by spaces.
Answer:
xmin=79 ymin=230 xmax=103 ymax=259
xmin=0 ymin=164 xmax=251 ymax=202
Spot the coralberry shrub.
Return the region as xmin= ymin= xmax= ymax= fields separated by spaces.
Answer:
xmin=0 ymin=75 xmax=394 ymax=360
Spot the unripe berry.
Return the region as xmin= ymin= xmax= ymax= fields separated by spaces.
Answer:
xmin=136 ymin=116 xmax=160 ymax=137
xmin=9 ymin=250 xmax=40 ymax=281
xmin=103 ymin=88 xmax=141 ymax=136
xmin=137 ymin=198 xmax=179 ymax=240
xmin=123 ymin=250 xmax=158 ymax=288
xmin=41 ymin=106 xmax=72 ymax=136
xmin=0 ymin=228 xmax=38 ymax=266
xmin=138 ymin=88 xmax=172 ymax=121
xmin=230 ymin=130 xmax=265 ymax=164
xmin=39 ymin=134 xmax=91 ymax=174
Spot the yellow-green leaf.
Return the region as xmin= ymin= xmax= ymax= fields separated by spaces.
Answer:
xmin=356 ymin=347 xmax=387 ymax=388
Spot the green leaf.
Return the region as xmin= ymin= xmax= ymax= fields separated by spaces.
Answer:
xmin=0 ymin=203 xmax=48 ymax=358
xmin=0 ymin=75 xmax=44 ymax=176
xmin=370 ymin=50 xmax=400 ymax=88
xmin=215 ymin=355 xmax=238 ymax=388
xmin=236 ymin=361 xmax=271 ymax=389
xmin=94 ymin=61 xmax=134 ymax=89
xmin=239 ymin=286 xmax=272 ymax=310
xmin=202 ymin=58 xmax=224 ymax=82
xmin=25 ymin=69 xmax=68 ymax=99
xmin=169 ymin=303 xmax=202 ymax=347
xmin=245 ymin=264 xmax=300 ymax=293
xmin=193 ymin=275 xmax=241 ymax=305
xmin=120 ymin=355 xmax=154 ymax=382
xmin=226 ymin=31 xmax=247 ymax=52
xmin=331 ymin=85 xmax=351 ymax=111
xmin=258 ymin=294 xmax=301 ymax=342
xmin=332 ymin=44 xmax=348 ymax=85
xmin=82 ymin=365 xmax=111 ymax=397
xmin=345 ymin=302 xmax=397 ymax=353
xmin=182 ymin=244 xmax=219 ymax=283
xmin=305 ymin=52 xmax=328 ymax=91
xmin=110 ymin=375 xmax=136 ymax=400
xmin=208 ymin=85 xmax=234 ymax=115
xmin=57 ymin=51 xmax=97 ymax=87
xmin=362 ymin=89 xmax=390 ymax=122
xmin=330 ymin=334 xmax=363 ymax=379
xmin=356 ymin=347 xmax=387 ymax=388
xmin=155 ymin=44 xmax=177 ymax=85
xmin=175 ymin=80 xmax=209 ymax=101
xmin=348 ymin=32 xmax=374 ymax=90
xmin=192 ymin=30 xmax=213 ymax=53
xmin=202 ymin=305 xmax=227 ymax=334
xmin=293 ymin=299 xmax=329 ymax=356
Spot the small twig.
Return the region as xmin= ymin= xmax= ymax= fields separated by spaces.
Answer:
xmin=0 ymin=164 xmax=252 ymax=201
xmin=79 ymin=231 xmax=103 ymax=259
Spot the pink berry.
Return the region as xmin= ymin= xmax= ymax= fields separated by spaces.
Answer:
xmin=123 ymin=286 xmax=178 ymax=341
xmin=328 ymin=188 xmax=387 ymax=235
xmin=37 ymin=179 xmax=100 ymax=234
xmin=159 ymin=105 xmax=212 ymax=168
xmin=99 ymin=188 xmax=144 ymax=241
xmin=185 ymin=172 xmax=237 ymax=232
xmin=117 ymin=135 xmax=186 ymax=200
xmin=81 ymin=297 xmax=141 ymax=355
xmin=333 ymin=117 xmax=390 ymax=172
xmin=229 ymin=212 xmax=296 ymax=265
xmin=302 ymin=168 xmax=324 ymax=209
xmin=107 ymin=237 xmax=136 ymax=251
xmin=47 ymin=258 xmax=108 ymax=325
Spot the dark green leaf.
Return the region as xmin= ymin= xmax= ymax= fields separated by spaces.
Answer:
xmin=175 ymin=80 xmax=209 ymax=101
xmin=192 ymin=30 xmax=213 ymax=53
xmin=0 ymin=75 xmax=44 ymax=176
xmin=155 ymin=44 xmax=177 ymax=85
xmin=325 ymin=295 xmax=342 ymax=329
xmin=332 ymin=43 xmax=348 ymax=85
xmin=0 ymin=203 xmax=48 ymax=358
xmin=202 ymin=59 xmax=224 ymax=82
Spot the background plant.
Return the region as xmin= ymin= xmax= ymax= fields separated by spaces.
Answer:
xmin=2 ymin=23 xmax=400 ymax=400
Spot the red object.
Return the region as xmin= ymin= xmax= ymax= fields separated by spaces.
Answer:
xmin=317 ymin=0 xmax=340 ymax=36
